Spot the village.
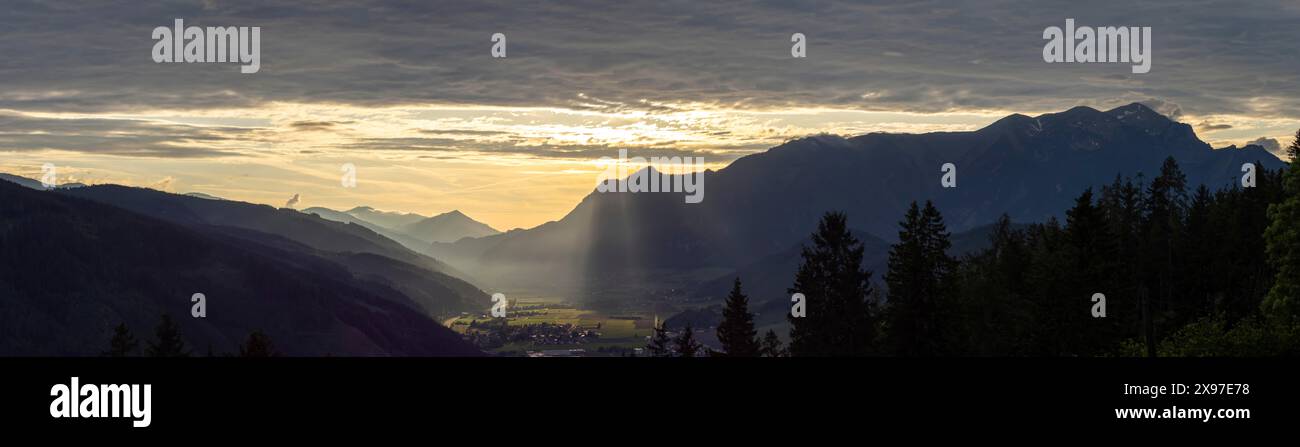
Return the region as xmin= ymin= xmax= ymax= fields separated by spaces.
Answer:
xmin=446 ymin=298 xmax=657 ymax=357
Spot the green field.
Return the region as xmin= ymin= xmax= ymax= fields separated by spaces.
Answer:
xmin=446 ymin=298 xmax=656 ymax=355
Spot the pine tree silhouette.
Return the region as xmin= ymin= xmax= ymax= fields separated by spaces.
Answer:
xmin=716 ymin=278 xmax=760 ymax=357
xmin=759 ymin=329 xmax=785 ymax=357
xmin=885 ymin=201 xmax=956 ymax=356
xmin=146 ymin=313 xmax=191 ymax=357
xmin=647 ymin=321 xmax=672 ymax=357
xmin=1141 ymin=157 xmax=1189 ymax=357
xmin=103 ymin=322 xmax=138 ymax=357
xmin=673 ymin=323 xmax=702 ymax=358
xmin=1060 ymin=188 xmax=1115 ymax=355
xmin=239 ymin=330 xmax=280 ymax=357
xmin=788 ymin=211 xmax=877 ymax=356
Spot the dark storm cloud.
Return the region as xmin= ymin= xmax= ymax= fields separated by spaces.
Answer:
xmin=2 ymin=0 xmax=1299 ymax=117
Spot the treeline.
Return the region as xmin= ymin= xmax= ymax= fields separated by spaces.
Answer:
xmin=658 ymin=131 xmax=1300 ymax=357
xmin=105 ymin=314 xmax=280 ymax=357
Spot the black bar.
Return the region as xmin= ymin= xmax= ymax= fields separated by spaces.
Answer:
xmin=3 ymin=358 xmax=1292 ymax=433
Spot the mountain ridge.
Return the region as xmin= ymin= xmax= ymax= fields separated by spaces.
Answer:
xmin=427 ymin=102 xmax=1286 ymax=299
xmin=0 ymin=178 xmax=481 ymax=356
xmin=55 ymin=184 xmax=491 ymax=318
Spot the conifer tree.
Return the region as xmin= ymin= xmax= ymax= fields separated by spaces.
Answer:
xmin=884 ymin=201 xmax=957 ymax=356
xmin=716 ymin=278 xmax=760 ymax=357
xmin=647 ymin=321 xmax=672 ymax=357
xmin=759 ymin=329 xmax=785 ymax=357
xmin=146 ymin=313 xmax=191 ymax=357
xmin=1062 ymin=188 xmax=1116 ymax=354
xmin=787 ymin=212 xmax=877 ymax=356
xmin=239 ymin=330 xmax=279 ymax=357
xmin=103 ymin=322 xmax=138 ymax=357
xmin=1141 ymin=157 xmax=1189 ymax=357
xmin=674 ymin=323 xmax=702 ymax=358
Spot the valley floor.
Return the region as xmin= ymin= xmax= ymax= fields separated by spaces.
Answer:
xmin=444 ymin=298 xmax=664 ymax=357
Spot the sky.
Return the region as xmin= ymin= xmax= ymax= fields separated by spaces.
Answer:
xmin=2 ymin=0 xmax=1299 ymax=230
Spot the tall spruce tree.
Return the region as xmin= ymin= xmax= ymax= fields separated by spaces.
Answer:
xmin=103 ymin=322 xmax=138 ymax=357
xmin=1183 ymin=184 xmax=1215 ymax=320
xmin=884 ymin=201 xmax=957 ymax=356
xmin=716 ymin=278 xmax=760 ymax=357
xmin=1062 ymin=188 xmax=1117 ymax=354
xmin=146 ymin=313 xmax=191 ymax=357
xmin=1099 ymin=174 xmax=1145 ymax=344
xmin=1141 ymin=157 xmax=1189 ymax=357
xmin=787 ymin=212 xmax=877 ymax=356
xmin=1021 ymin=218 xmax=1071 ymax=355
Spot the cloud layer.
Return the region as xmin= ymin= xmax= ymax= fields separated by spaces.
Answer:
xmin=3 ymin=0 xmax=1299 ymax=228
xmin=2 ymin=0 xmax=1298 ymax=116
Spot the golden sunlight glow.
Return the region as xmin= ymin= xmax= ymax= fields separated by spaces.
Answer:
xmin=3 ymin=100 xmax=1295 ymax=230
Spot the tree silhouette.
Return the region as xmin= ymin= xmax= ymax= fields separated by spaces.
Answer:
xmin=716 ymin=278 xmax=760 ymax=357
xmin=673 ymin=323 xmax=702 ymax=358
xmin=146 ymin=314 xmax=191 ymax=357
xmin=239 ymin=330 xmax=280 ymax=357
xmin=1141 ymin=156 xmax=1189 ymax=357
xmin=1060 ymin=188 xmax=1117 ymax=355
xmin=949 ymin=214 xmax=1035 ymax=355
xmin=103 ymin=322 xmax=138 ymax=357
xmin=787 ymin=211 xmax=877 ymax=356
xmin=647 ymin=321 xmax=672 ymax=357
xmin=1099 ymin=174 xmax=1146 ymax=348
xmin=885 ymin=201 xmax=957 ymax=356
xmin=759 ymin=329 xmax=785 ymax=357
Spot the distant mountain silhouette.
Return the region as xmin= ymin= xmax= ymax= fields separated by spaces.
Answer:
xmin=345 ymin=206 xmax=426 ymax=230
xmin=0 ymin=173 xmax=46 ymax=189
xmin=398 ymin=210 xmax=500 ymax=243
xmin=305 ymin=206 xmax=500 ymax=256
xmin=0 ymin=173 xmax=86 ymax=190
xmin=57 ymin=185 xmax=489 ymax=318
xmin=429 ymin=103 xmax=1285 ymax=299
xmin=300 ymin=206 xmax=434 ymax=253
xmin=0 ymin=178 xmax=480 ymax=356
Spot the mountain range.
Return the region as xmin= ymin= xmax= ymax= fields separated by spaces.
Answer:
xmin=0 ymin=179 xmax=483 ymax=356
xmin=0 ymin=102 xmax=1287 ymax=353
xmin=303 ymin=206 xmax=499 ymax=248
xmin=0 ymin=173 xmax=86 ymax=190
xmin=426 ymin=103 xmax=1285 ymax=306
